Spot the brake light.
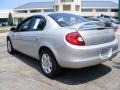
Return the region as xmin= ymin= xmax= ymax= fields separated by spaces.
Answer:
xmin=66 ymin=32 xmax=85 ymax=46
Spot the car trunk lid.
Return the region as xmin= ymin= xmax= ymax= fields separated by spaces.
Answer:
xmin=68 ymin=22 xmax=115 ymax=46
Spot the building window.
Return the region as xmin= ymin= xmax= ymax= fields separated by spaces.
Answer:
xmin=30 ymin=10 xmax=41 ymax=13
xmin=61 ymin=0 xmax=74 ymax=2
xmin=16 ymin=10 xmax=27 ymax=13
xmin=96 ymin=9 xmax=107 ymax=12
xmin=111 ymin=9 xmax=118 ymax=12
xmin=55 ymin=5 xmax=59 ymax=11
xmin=18 ymin=18 xmax=24 ymax=24
xmin=81 ymin=9 xmax=93 ymax=12
xmin=63 ymin=5 xmax=71 ymax=11
xmin=75 ymin=5 xmax=80 ymax=11
xmin=44 ymin=9 xmax=54 ymax=12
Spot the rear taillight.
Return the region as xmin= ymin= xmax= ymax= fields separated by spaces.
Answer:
xmin=66 ymin=32 xmax=85 ymax=46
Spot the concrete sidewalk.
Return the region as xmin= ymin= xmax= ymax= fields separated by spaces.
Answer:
xmin=0 ymin=32 xmax=8 ymax=37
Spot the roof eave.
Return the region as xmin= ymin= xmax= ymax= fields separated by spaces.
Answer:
xmin=14 ymin=7 xmax=54 ymax=11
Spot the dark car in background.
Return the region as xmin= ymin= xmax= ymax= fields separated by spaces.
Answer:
xmin=0 ymin=18 xmax=8 ymax=26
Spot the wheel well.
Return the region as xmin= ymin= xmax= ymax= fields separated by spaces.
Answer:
xmin=39 ymin=46 xmax=53 ymax=55
xmin=39 ymin=46 xmax=60 ymax=67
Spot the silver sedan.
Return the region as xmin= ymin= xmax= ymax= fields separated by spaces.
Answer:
xmin=7 ymin=13 xmax=118 ymax=78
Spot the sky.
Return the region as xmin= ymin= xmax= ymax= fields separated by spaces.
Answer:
xmin=0 ymin=0 xmax=118 ymax=9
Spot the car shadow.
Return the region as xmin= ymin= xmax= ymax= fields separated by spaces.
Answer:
xmin=13 ymin=52 xmax=112 ymax=85
xmin=55 ymin=65 xmax=111 ymax=85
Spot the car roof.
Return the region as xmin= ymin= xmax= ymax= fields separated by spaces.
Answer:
xmin=30 ymin=12 xmax=81 ymax=17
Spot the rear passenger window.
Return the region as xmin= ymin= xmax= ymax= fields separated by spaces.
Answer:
xmin=31 ymin=17 xmax=46 ymax=31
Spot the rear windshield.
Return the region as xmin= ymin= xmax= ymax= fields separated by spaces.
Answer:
xmin=48 ymin=13 xmax=88 ymax=27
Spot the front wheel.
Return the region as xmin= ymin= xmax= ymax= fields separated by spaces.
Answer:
xmin=7 ymin=39 xmax=14 ymax=54
xmin=39 ymin=49 xmax=61 ymax=78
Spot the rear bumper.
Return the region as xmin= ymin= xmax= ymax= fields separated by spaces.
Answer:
xmin=56 ymin=39 xmax=118 ymax=68
xmin=59 ymin=51 xmax=118 ymax=68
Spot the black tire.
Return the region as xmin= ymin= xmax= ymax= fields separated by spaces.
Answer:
xmin=7 ymin=38 xmax=14 ymax=54
xmin=39 ymin=49 xmax=61 ymax=78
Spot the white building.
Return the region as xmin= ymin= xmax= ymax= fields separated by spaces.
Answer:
xmin=0 ymin=9 xmax=13 ymax=18
xmin=0 ymin=0 xmax=118 ymax=25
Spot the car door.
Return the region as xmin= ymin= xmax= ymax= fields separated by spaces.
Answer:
xmin=18 ymin=16 xmax=46 ymax=58
xmin=13 ymin=17 xmax=33 ymax=52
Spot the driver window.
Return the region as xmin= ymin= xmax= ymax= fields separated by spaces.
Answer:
xmin=18 ymin=19 xmax=31 ymax=32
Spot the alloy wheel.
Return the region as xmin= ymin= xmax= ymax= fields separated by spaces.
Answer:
xmin=41 ymin=53 xmax=52 ymax=74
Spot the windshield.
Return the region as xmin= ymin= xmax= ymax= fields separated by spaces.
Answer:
xmin=49 ymin=13 xmax=89 ymax=27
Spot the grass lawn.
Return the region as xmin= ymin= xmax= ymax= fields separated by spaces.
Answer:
xmin=0 ymin=26 xmax=10 ymax=33
xmin=0 ymin=30 xmax=9 ymax=33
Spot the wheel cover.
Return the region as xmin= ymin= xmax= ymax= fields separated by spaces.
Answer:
xmin=41 ymin=53 xmax=52 ymax=74
xmin=7 ymin=40 xmax=12 ymax=52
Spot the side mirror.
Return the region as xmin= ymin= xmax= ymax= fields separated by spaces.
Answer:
xmin=10 ymin=27 xmax=16 ymax=32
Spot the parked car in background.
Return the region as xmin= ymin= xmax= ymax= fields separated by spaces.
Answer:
xmin=111 ymin=18 xmax=119 ymax=24
xmin=0 ymin=22 xmax=8 ymax=26
xmin=110 ymin=18 xmax=119 ymax=31
xmin=7 ymin=12 xmax=118 ymax=78
xmin=2 ymin=22 xmax=8 ymax=26
xmin=87 ymin=17 xmax=112 ymax=27
xmin=99 ymin=15 xmax=119 ymax=31
xmin=0 ymin=18 xmax=8 ymax=26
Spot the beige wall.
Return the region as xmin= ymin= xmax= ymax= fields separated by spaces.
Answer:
xmin=54 ymin=0 xmax=81 ymax=12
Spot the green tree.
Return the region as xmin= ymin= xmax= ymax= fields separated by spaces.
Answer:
xmin=7 ymin=12 xmax=13 ymax=26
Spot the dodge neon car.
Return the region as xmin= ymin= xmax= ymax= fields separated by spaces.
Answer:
xmin=7 ymin=13 xmax=118 ymax=77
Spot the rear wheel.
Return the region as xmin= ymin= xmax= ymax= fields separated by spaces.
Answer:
xmin=39 ymin=49 xmax=61 ymax=78
xmin=7 ymin=39 xmax=14 ymax=54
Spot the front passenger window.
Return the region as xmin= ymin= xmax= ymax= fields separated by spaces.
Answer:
xmin=18 ymin=19 xmax=31 ymax=32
